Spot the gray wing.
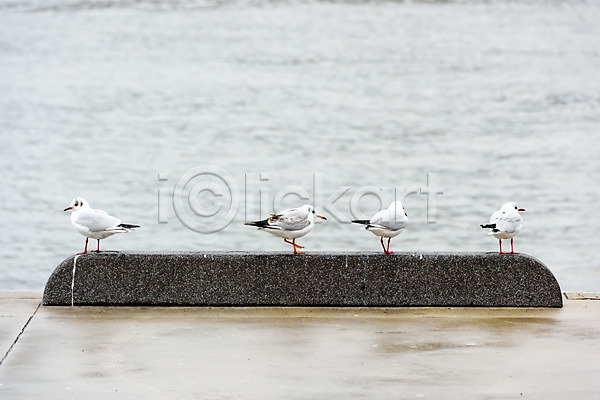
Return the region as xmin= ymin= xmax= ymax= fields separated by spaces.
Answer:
xmin=489 ymin=210 xmax=502 ymax=224
xmin=496 ymin=213 xmax=522 ymax=233
xmin=370 ymin=208 xmax=407 ymax=231
xmin=75 ymin=209 xmax=122 ymax=232
xmin=270 ymin=207 xmax=310 ymax=231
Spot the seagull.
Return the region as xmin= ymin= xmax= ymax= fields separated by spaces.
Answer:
xmin=480 ymin=202 xmax=525 ymax=254
xmin=245 ymin=204 xmax=326 ymax=254
xmin=351 ymin=201 xmax=408 ymax=254
xmin=63 ymin=197 xmax=140 ymax=254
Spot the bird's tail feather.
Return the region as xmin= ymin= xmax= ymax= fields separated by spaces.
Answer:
xmin=118 ymin=223 xmax=140 ymax=229
xmin=245 ymin=218 xmax=270 ymax=228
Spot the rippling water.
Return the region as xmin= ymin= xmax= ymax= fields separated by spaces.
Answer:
xmin=1 ymin=0 xmax=599 ymax=290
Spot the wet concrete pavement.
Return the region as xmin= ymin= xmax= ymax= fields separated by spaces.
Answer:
xmin=1 ymin=292 xmax=599 ymax=399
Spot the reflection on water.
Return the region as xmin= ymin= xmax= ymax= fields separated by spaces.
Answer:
xmin=0 ymin=0 xmax=599 ymax=289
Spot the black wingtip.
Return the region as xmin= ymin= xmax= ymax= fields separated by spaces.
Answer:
xmin=351 ymin=220 xmax=370 ymax=225
xmin=480 ymin=223 xmax=496 ymax=229
xmin=245 ymin=219 xmax=270 ymax=228
xmin=118 ymin=223 xmax=140 ymax=229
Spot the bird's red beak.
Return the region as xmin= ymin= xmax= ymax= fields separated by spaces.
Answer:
xmin=63 ymin=206 xmax=72 ymax=212
xmin=518 ymin=208 xmax=525 ymax=212
xmin=317 ymin=215 xmax=327 ymax=220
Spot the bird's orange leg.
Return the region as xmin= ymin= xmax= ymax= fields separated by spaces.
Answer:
xmin=92 ymin=239 xmax=101 ymax=253
xmin=509 ymin=238 xmax=519 ymax=254
xmin=289 ymin=239 xmax=304 ymax=249
xmin=77 ymin=238 xmax=89 ymax=255
xmin=284 ymin=238 xmax=305 ymax=254
xmin=386 ymin=237 xmax=394 ymax=255
xmin=284 ymin=239 xmax=304 ymax=249
xmin=292 ymin=239 xmax=305 ymax=254
xmin=499 ymin=239 xmax=507 ymax=254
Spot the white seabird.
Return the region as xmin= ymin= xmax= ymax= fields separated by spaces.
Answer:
xmin=351 ymin=201 xmax=408 ymax=254
xmin=480 ymin=201 xmax=525 ymax=254
xmin=64 ymin=197 xmax=140 ymax=254
xmin=245 ymin=204 xmax=326 ymax=254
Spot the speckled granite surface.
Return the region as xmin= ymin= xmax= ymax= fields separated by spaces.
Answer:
xmin=42 ymin=252 xmax=562 ymax=307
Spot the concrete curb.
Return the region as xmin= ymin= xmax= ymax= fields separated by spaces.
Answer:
xmin=42 ymin=252 xmax=562 ymax=307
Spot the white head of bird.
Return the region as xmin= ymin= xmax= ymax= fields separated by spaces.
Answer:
xmin=500 ymin=202 xmax=525 ymax=214
xmin=63 ymin=197 xmax=90 ymax=212
xmin=305 ymin=205 xmax=327 ymax=223
xmin=389 ymin=201 xmax=408 ymax=220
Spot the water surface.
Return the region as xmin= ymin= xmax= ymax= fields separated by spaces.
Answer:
xmin=0 ymin=0 xmax=599 ymax=290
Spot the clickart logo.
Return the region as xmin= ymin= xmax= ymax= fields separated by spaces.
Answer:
xmin=157 ymin=166 xmax=443 ymax=233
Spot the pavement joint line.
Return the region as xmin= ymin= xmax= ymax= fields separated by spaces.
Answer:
xmin=0 ymin=301 xmax=41 ymax=367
